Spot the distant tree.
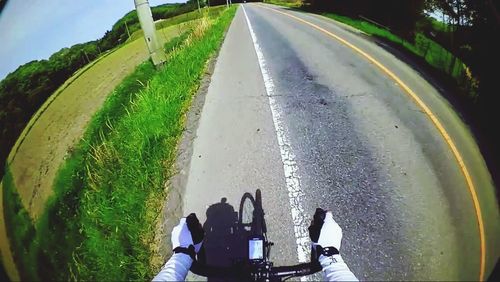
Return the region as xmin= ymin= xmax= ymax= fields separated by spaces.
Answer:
xmin=425 ymin=0 xmax=500 ymax=104
xmin=459 ymin=0 xmax=500 ymax=117
xmin=303 ymin=0 xmax=426 ymax=41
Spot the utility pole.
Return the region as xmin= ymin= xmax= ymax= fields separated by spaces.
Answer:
xmin=134 ymin=0 xmax=166 ymax=66
xmin=83 ymin=50 xmax=90 ymax=64
xmin=124 ymin=21 xmax=131 ymax=41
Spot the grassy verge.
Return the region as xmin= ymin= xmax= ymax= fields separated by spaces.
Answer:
xmin=3 ymin=60 xmax=157 ymax=282
xmin=264 ymin=0 xmax=302 ymax=8
xmin=321 ymin=13 xmax=476 ymax=97
xmin=3 ymin=5 xmax=237 ymax=281
xmin=156 ymin=5 xmax=227 ymax=29
xmin=130 ymin=6 xmax=227 ymax=42
xmin=2 ymin=167 xmax=36 ymax=281
xmin=72 ymin=7 xmax=236 ymax=279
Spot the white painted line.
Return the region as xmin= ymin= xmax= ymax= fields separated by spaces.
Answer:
xmin=242 ymin=5 xmax=310 ymax=266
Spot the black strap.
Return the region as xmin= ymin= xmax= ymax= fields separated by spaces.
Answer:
xmin=173 ymin=245 xmax=196 ymax=260
xmin=319 ymin=246 xmax=339 ymax=256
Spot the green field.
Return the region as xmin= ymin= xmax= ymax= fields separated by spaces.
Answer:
xmin=2 ymin=5 xmax=237 ymax=281
xmin=0 ymin=25 xmax=161 ymax=282
xmin=5 ymin=22 xmax=190 ymax=228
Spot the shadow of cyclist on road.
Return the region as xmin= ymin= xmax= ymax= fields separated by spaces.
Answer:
xmin=200 ymin=197 xmax=248 ymax=269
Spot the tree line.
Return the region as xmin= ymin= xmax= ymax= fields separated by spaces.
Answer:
xmin=0 ymin=2 xmax=200 ymax=175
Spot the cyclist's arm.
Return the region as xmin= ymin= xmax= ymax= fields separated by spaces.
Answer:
xmin=320 ymin=254 xmax=358 ymax=281
xmin=153 ymin=214 xmax=204 ymax=281
xmin=152 ymin=253 xmax=192 ymax=281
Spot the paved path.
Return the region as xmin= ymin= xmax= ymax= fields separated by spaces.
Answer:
xmin=181 ymin=4 xmax=498 ymax=280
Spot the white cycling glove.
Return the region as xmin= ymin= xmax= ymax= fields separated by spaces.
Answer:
xmin=309 ymin=208 xmax=358 ymax=281
xmin=153 ymin=214 xmax=205 ymax=281
xmin=171 ymin=213 xmax=204 ymax=259
xmin=309 ymin=208 xmax=342 ymax=258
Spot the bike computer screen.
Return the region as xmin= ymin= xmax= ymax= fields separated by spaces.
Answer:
xmin=248 ymin=237 xmax=264 ymax=260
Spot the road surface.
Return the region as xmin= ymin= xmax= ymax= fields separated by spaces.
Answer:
xmin=179 ymin=4 xmax=499 ymax=280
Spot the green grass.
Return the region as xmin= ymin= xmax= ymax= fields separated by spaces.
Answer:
xmin=323 ymin=13 xmax=421 ymax=53
xmin=129 ymin=6 xmax=227 ymax=42
xmin=73 ymin=8 xmax=237 ymax=279
xmin=156 ymin=5 xmax=227 ymax=29
xmin=34 ymin=61 xmax=158 ymax=281
xmin=322 ymin=13 xmax=476 ymax=97
xmin=2 ymin=60 xmax=157 ymax=281
xmin=3 ymin=5 xmax=237 ymax=281
xmin=164 ymin=31 xmax=190 ymax=53
xmin=2 ymin=167 xmax=37 ymax=281
xmin=264 ymin=0 xmax=302 ymax=8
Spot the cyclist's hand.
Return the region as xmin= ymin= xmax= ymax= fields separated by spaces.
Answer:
xmin=171 ymin=213 xmax=204 ymax=259
xmin=308 ymin=208 xmax=342 ymax=257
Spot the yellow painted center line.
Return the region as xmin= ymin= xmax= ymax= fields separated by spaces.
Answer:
xmin=253 ymin=4 xmax=486 ymax=281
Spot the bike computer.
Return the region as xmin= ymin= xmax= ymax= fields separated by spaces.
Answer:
xmin=248 ymin=236 xmax=264 ymax=261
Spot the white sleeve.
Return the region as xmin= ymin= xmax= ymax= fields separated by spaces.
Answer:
xmin=320 ymin=254 xmax=358 ymax=281
xmin=152 ymin=253 xmax=193 ymax=281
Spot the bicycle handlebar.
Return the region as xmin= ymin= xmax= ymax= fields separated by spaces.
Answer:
xmin=271 ymin=262 xmax=322 ymax=277
xmin=190 ymin=260 xmax=322 ymax=280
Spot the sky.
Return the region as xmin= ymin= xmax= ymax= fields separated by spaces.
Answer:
xmin=0 ymin=0 xmax=185 ymax=80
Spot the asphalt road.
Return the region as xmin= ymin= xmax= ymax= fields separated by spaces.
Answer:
xmin=181 ymin=4 xmax=499 ymax=280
